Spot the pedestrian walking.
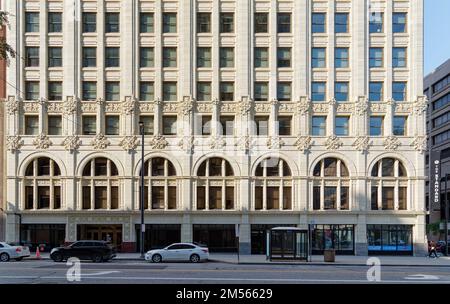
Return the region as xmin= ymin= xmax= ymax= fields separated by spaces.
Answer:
xmin=429 ymin=241 xmax=439 ymax=258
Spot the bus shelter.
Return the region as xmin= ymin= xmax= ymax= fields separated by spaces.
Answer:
xmin=267 ymin=227 xmax=309 ymax=261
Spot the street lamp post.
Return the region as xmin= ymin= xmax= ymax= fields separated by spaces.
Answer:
xmin=139 ymin=121 xmax=145 ymax=258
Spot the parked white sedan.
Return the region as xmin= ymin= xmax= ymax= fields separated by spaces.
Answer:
xmin=0 ymin=242 xmax=31 ymax=262
xmin=145 ymin=243 xmax=209 ymax=263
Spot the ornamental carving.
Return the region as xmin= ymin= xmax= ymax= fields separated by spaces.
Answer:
xmin=354 ymin=96 xmax=369 ymax=115
xmin=122 ymin=96 xmax=136 ymax=115
xmin=312 ymin=103 xmax=328 ymax=113
xmin=325 ymin=135 xmax=343 ymax=150
xmin=267 ymin=136 xmax=285 ymax=150
xmin=6 ymin=136 xmax=23 ymax=152
xmin=411 ymin=136 xmax=427 ymax=154
xmin=163 ymin=102 xmax=178 ymax=113
xmin=236 ymin=97 xmax=252 ymax=116
xmin=337 ymin=103 xmax=354 ymax=113
xmin=6 ymin=96 xmax=19 ymax=114
xmin=384 ymin=135 xmax=401 ymax=151
xmin=62 ymin=136 xmax=81 ymax=152
xmin=96 ymin=98 xmax=105 ymax=106
xmin=63 ymin=96 xmax=78 ymax=115
xmin=352 ymin=136 xmax=371 ymax=153
xmin=37 ymin=97 xmax=47 ymax=106
xmin=22 ymin=102 xmax=40 ymax=113
xmin=221 ymin=103 xmax=237 ymax=113
xmin=254 ymin=103 xmax=271 ymax=113
xmin=91 ymin=133 xmax=110 ymax=150
xmin=279 ymin=103 xmax=296 ymax=112
xmin=413 ymin=96 xmax=428 ymax=115
xmin=105 ymin=103 xmax=122 ymax=113
xmin=178 ymin=136 xmax=196 ymax=153
xmin=294 ymin=135 xmax=312 ymax=152
xmin=178 ymin=96 xmax=194 ymax=116
xmin=81 ymin=102 xmax=97 ymax=113
xmin=385 ymin=98 xmax=395 ymax=106
xmin=395 ymin=103 xmax=412 ymax=113
xmin=235 ymin=135 xmax=255 ymax=152
xmin=33 ymin=134 xmax=52 ymax=150
xmin=149 ymin=135 xmax=169 ymax=150
xmin=370 ymin=103 xmax=386 ymax=112
xmin=154 ymin=97 xmax=163 ymax=106
xmin=47 ymin=102 xmax=63 ymax=113
xmin=212 ymin=98 xmax=221 ymax=106
xmin=328 ymin=98 xmax=337 ymax=106
xmin=209 ymin=136 xmax=226 ymax=149
xmin=120 ymin=136 xmax=139 ymax=152
xmin=196 ymin=103 xmax=212 ymax=113
xmin=270 ymin=98 xmax=279 ymax=106
xmin=138 ymin=103 xmax=155 ymax=113
xmin=296 ymin=97 xmax=311 ymax=115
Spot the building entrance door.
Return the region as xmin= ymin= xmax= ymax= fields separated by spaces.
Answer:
xmin=77 ymin=225 xmax=123 ymax=251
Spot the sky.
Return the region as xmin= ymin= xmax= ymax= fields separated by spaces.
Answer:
xmin=425 ymin=0 xmax=450 ymax=75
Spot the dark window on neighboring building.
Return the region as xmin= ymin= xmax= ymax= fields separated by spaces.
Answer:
xmin=433 ymin=93 xmax=450 ymax=111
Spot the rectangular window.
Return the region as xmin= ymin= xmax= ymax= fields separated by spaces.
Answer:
xmin=220 ymin=13 xmax=234 ymax=33
xmin=54 ymin=186 xmax=61 ymax=209
xmin=150 ymin=187 xmax=164 ymax=209
xmin=371 ymin=187 xmax=378 ymax=210
xmin=255 ymin=47 xmax=269 ymax=68
xmin=140 ymin=13 xmax=154 ymax=33
xmin=163 ymin=47 xmax=177 ymax=68
xmin=393 ymin=47 xmax=407 ymax=68
xmin=25 ymin=115 xmax=39 ymax=135
xmin=82 ymin=81 xmax=97 ymax=101
xmin=82 ymin=187 xmax=91 ymax=209
xmin=48 ymin=115 xmax=62 ymax=135
xmin=267 ymin=187 xmax=280 ymax=210
xmin=163 ymin=116 xmax=177 ymax=135
xmin=369 ymin=12 xmax=384 ymax=33
xmin=82 ymin=12 xmax=97 ymax=33
xmin=277 ymin=47 xmax=291 ymax=68
xmin=48 ymin=81 xmax=62 ymax=101
xmin=369 ymin=47 xmax=384 ymax=68
xmin=110 ymin=186 xmax=119 ymax=210
xmin=393 ymin=116 xmax=407 ymax=136
xmin=163 ymin=13 xmax=177 ymax=33
xmin=48 ymin=12 xmax=62 ymax=33
xmin=139 ymin=82 xmax=154 ymax=101
xmin=197 ymin=13 xmax=211 ymax=33
xmin=393 ymin=13 xmax=407 ymax=33
xmin=220 ymin=116 xmax=235 ymax=136
xmin=277 ymin=13 xmax=291 ymax=33
xmin=312 ymin=47 xmax=326 ymax=68
xmin=324 ymin=187 xmax=337 ymax=210
xmin=48 ymin=47 xmax=62 ymax=67
xmin=312 ymin=116 xmax=326 ymax=136
xmin=140 ymin=116 xmax=154 ymax=135
xmin=105 ymin=116 xmax=120 ymax=135
xmin=278 ymin=116 xmax=292 ymax=136
xmin=38 ymin=187 xmax=50 ymax=209
xmin=312 ymin=13 xmax=326 ymax=33
xmin=335 ymin=116 xmax=350 ymax=136
xmin=209 ymin=187 xmax=222 ymax=210
xmin=95 ymin=187 xmax=108 ymax=209
xmin=25 ymin=47 xmax=40 ymax=67
xmin=283 ymin=187 xmax=292 ymax=210
xmin=168 ymin=187 xmax=177 ymax=210
xmin=341 ymin=187 xmax=349 ymax=210
xmin=369 ymin=82 xmax=383 ymax=102
xmin=255 ymin=13 xmax=268 ymax=33
xmin=335 ymin=82 xmax=349 ymax=102
xmin=393 ymin=82 xmax=407 ymax=101
xmin=277 ymin=82 xmax=291 ymax=101
xmin=197 ymin=47 xmax=212 ymax=68
xmin=140 ymin=47 xmax=154 ymax=68
xmin=335 ymin=13 xmax=349 ymax=33
xmin=105 ymin=13 xmax=120 ymax=33
xmin=201 ymin=116 xmax=212 ymax=135
xmin=25 ymin=12 xmax=39 ymax=32
xmin=220 ymin=47 xmax=235 ymax=68
xmin=197 ymin=82 xmax=211 ymax=101
xmin=82 ymin=116 xmax=97 ymax=135
xmin=163 ymin=82 xmax=177 ymax=101
xmin=313 ymin=186 xmax=321 ymax=210
xmin=370 ymin=116 xmax=384 ymax=136
xmin=312 ymin=82 xmax=326 ymax=102
xmin=105 ymin=47 xmax=120 ymax=67
xmin=105 ymin=82 xmax=120 ymax=101
xmin=335 ymin=48 xmax=349 ymax=68
xmin=82 ymin=47 xmax=97 ymax=67
xmin=197 ymin=187 xmax=206 ymax=210
xmin=255 ymin=187 xmax=263 ymax=210
xmin=382 ymin=187 xmax=395 ymax=210
xmin=255 ymin=116 xmax=269 ymax=136
xmin=25 ymin=187 xmax=34 ymax=209
xmin=25 ymin=81 xmax=39 ymax=100
xmin=399 ymin=187 xmax=407 ymax=210
xmin=220 ymin=82 xmax=234 ymax=101
xmin=254 ymin=82 xmax=269 ymax=101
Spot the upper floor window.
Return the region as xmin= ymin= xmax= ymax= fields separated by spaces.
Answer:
xmin=105 ymin=13 xmax=120 ymax=33
xmin=277 ymin=82 xmax=291 ymax=102
xmin=197 ymin=13 xmax=211 ymax=33
xmin=335 ymin=116 xmax=350 ymax=136
xmin=220 ymin=47 xmax=235 ymax=68
xmin=163 ymin=82 xmax=177 ymax=101
xmin=254 ymin=82 xmax=269 ymax=102
xmin=220 ymin=82 xmax=234 ymax=101
xmin=335 ymin=13 xmax=349 ymax=33
xmin=392 ymin=82 xmax=407 ymax=101
xmin=82 ymin=12 xmax=97 ymax=33
xmin=25 ymin=81 xmax=39 ymax=101
xmin=277 ymin=47 xmax=291 ymax=68
xmin=48 ymin=81 xmax=62 ymax=101
xmin=105 ymin=116 xmax=120 ymax=135
xmin=312 ymin=13 xmax=326 ymax=33
xmin=24 ymin=115 xmax=39 ymax=135
xmin=140 ymin=13 xmax=154 ymax=33
xmin=312 ymin=82 xmax=326 ymax=102
xmin=48 ymin=12 xmax=62 ymax=33
xmin=255 ymin=47 xmax=269 ymax=68
xmin=48 ymin=47 xmax=62 ymax=67
xmin=220 ymin=116 xmax=235 ymax=136
xmin=392 ymin=47 xmax=407 ymax=68
xmin=432 ymin=74 xmax=450 ymax=94
xmin=140 ymin=47 xmax=154 ymax=68
xmin=139 ymin=116 xmax=154 ymax=135
xmin=82 ymin=47 xmax=97 ymax=67
xmin=255 ymin=13 xmax=269 ymax=33
xmin=163 ymin=47 xmax=177 ymax=68
xmin=312 ymin=116 xmax=326 ymax=136
xmin=312 ymin=47 xmax=326 ymax=68
xmin=82 ymin=81 xmax=97 ymax=101
xmin=369 ymin=82 xmax=384 ymax=102
xmin=255 ymin=116 xmax=269 ymax=136
xmin=82 ymin=115 xmax=97 ymax=135
xmin=105 ymin=47 xmax=120 ymax=68
xmin=140 ymin=82 xmax=154 ymax=101
xmin=163 ymin=116 xmax=177 ymax=136
xmin=277 ymin=13 xmax=291 ymax=33
xmin=105 ymin=82 xmax=120 ymax=101
xmin=48 ymin=115 xmax=62 ymax=135
xmin=369 ymin=12 xmax=384 ymax=33
xmin=369 ymin=47 xmax=384 ymax=68
xmin=335 ymin=82 xmax=349 ymax=102
xmin=335 ymin=48 xmax=349 ymax=68
xmin=278 ymin=116 xmax=292 ymax=136
xmin=163 ymin=13 xmax=177 ymax=33
xmin=25 ymin=12 xmax=39 ymax=32
xmin=197 ymin=47 xmax=212 ymax=68
xmin=220 ymin=13 xmax=234 ymax=33
xmin=370 ymin=116 xmax=384 ymax=136
xmin=197 ymin=82 xmax=212 ymax=101
xmin=25 ymin=47 xmax=40 ymax=67
xmin=393 ymin=116 xmax=407 ymax=136
xmin=393 ymin=13 xmax=407 ymax=33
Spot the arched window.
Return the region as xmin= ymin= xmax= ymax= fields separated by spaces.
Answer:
xmin=254 ymin=157 xmax=292 ymax=210
xmin=139 ymin=157 xmax=177 ymax=210
xmin=24 ymin=157 xmax=62 ymax=210
xmin=370 ymin=158 xmax=408 ymax=210
xmin=81 ymin=157 xmax=120 ymax=210
xmin=312 ymin=158 xmax=350 ymax=210
xmin=196 ymin=158 xmax=235 ymax=210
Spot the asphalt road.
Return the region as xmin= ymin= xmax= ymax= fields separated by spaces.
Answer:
xmin=0 ymin=259 xmax=450 ymax=284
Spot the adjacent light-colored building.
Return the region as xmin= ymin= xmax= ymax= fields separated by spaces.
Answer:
xmin=3 ymin=0 xmax=427 ymax=255
xmin=0 ymin=1 xmax=7 ymax=241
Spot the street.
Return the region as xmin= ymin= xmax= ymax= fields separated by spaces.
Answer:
xmin=1 ymin=259 xmax=450 ymax=284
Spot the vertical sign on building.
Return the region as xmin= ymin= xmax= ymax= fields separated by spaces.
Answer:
xmin=430 ymin=150 xmax=441 ymax=211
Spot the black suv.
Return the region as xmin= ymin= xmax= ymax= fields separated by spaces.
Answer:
xmin=50 ymin=241 xmax=117 ymax=263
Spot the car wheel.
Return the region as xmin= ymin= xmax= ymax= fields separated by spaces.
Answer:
xmin=0 ymin=253 xmax=10 ymax=262
xmin=190 ymin=254 xmax=200 ymax=263
xmin=15 ymin=257 xmax=24 ymax=261
xmin=92 ymin=255 xmax=103 ymax=263
xmin=52 ymin=253 xmax=64 ymax=262
xmin=152 ymin=254 xmax=162 ymax=263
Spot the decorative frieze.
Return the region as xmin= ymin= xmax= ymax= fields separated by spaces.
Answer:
xmin=6 ymin=96 xmax=19 ymax=115
xmin=91 ymin=134 xmax=110 ymax=150
xmin=6 ymin=136 xmax=23 ymax=152
xmin=325 ymin=135 xmax=343 ymax=150
xmin=105 ymin=102 xmax=122 ymax=113
xmin=121 ymin=96 xmax=136 ymax=115
xmin=294 ymin=135 xmax=312 ymax=152
xmin=62 ymin=136 xmax=81 ymax=152
xmin=149 ymin=135 xmax=169 ymax=150
xmin=312 ymin=103 xmax=328 ymax=113
xmin=352 ymin=136 xmax=371 ymax=153
xmin=178 ymin=136 xmax=196 ymax=153
xmin=413 ymin=96 xmax=428 ymax=115
xmin=354 ymin=96 xmax=369 ymax=115
xmin=120 ymin=136 xmax=139 ymax=152
xmin=22 ymin=102 xmax=40 ymax=113
xmin=411 ymin=136 xmax=427 ymax=154
xmin=236 ymin=97 xmax=252 ymax=116
xmin=296 ymin=97 xmax=311 ymax=115
xmin=254 ymin=103 xmax=271 ymax=113
xmin=33 ymin=134 xmax=52 ymax=150
xmin=47 ymin=102 xmax=64 ymax=113
xmin=267 ymin=136 xmax=285 ymax=150
xmin=209 ymin=136 xmax=226 ymax=149
xmin=163 ymin=102 xmax=178 ymax=113
xmin=178 ymin=96 xmax=194 ymax=116
xmin=138 ymin=103 xmax=155 ymax=113
xmin=63 ymin=96 xmax=78 ymax=115
xmin=384 ymin=135 xmax=401 ymax=151
xmin=81 ymin=102 xmax=97 ymax=113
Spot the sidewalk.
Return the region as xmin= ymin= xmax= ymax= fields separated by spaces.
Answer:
xmin=27 ymin=252 xmax=450 ymax=266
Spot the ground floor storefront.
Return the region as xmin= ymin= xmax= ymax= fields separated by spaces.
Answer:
xmin=4 ymin=212 xmax=427 ymax=256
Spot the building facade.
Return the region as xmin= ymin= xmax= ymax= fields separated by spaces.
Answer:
xmin=425 ymin=58 xmax=450 ymax=241
xmin=0 ymin=0 xmax=7 ymax=241
xmin=3 ymin=0 xmax=427 ymax=255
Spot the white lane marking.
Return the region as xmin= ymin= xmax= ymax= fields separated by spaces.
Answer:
xmin=81 ymin=271 xmax=120 ymax=276
xmin=404 ymin=274 xmax=440 ymax=280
